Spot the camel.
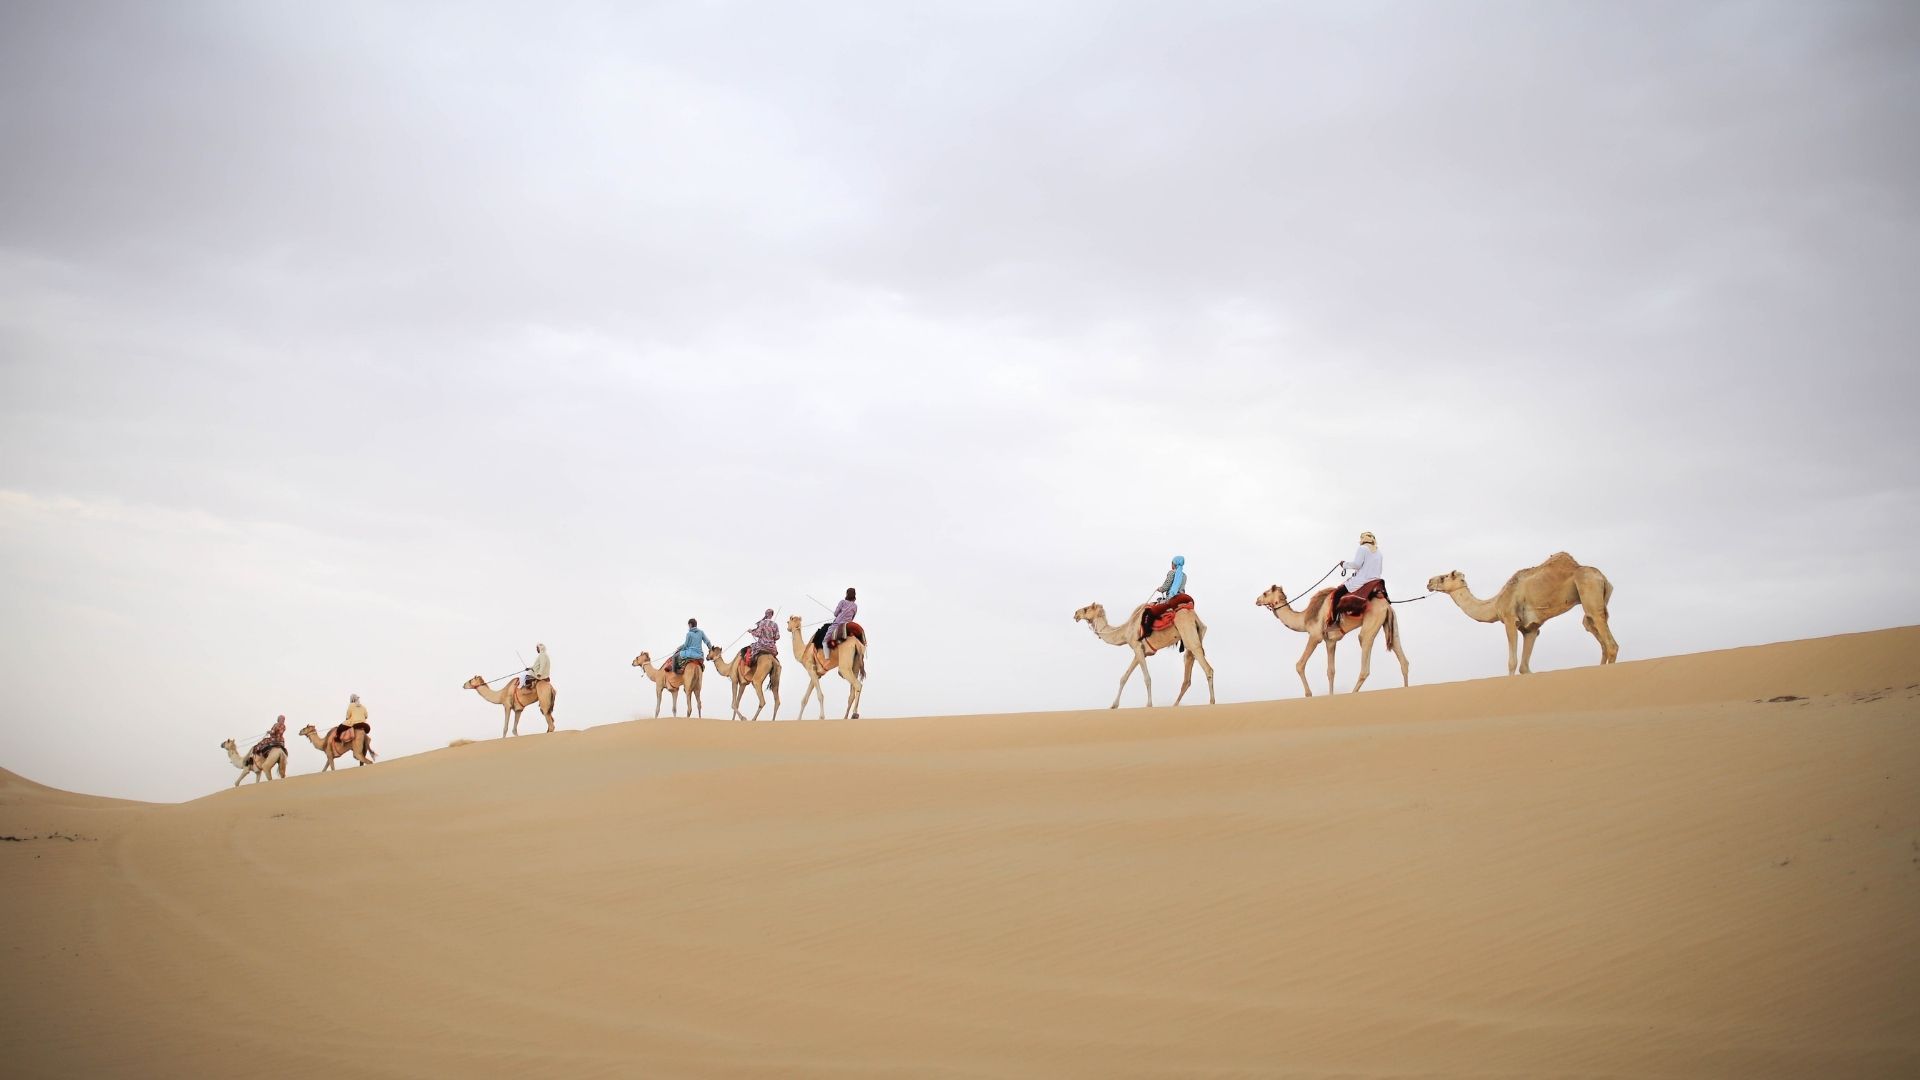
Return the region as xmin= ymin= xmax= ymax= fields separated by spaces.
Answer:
xmin=787 ymin=615 xmax=866 ymax=719
xmin=633 ymin=653 xmax=705 ymax=718
xmin=707 ymin=645 xmax=782 ymax=721
xmin=296 ymin=724 xmax=376 ymax=771
xmin=1255 ymin=584 xmax=1409 ymax=696
xmin=1427 ymin=552 xmax=1618 ymax=675
xmin=461 ymin=675 xmax=557 ymax=737
xmin=219 ymin=739 xmax=287 ymax=787
xmin=1071 ymin=600 xmax=1216 ymax=709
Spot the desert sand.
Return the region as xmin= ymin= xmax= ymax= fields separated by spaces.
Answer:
xmin=3 ymin=627 xmax=1917 ymax=1078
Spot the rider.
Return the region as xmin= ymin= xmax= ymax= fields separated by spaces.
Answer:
xmin=749 ymin=609 xmax=780 ymax=660
xmin=1329 ymin=531 xmax=1386 ymax=621
xmin=675 ymin=618 xmax=711 ymax=675
xmin=524 ymin=642 xmax=551 ymax=689
xmin=1154 ymin=555 xmax=1187 ymax=601
xmin=333 ymin=694 xmax=369 ymax=746
xmin=250 ymin=714 xmax=287 ymax=760
xmin=824 ymin=588 xmax=857 ymax=654
xmin=1141 ymin=556 xmax=1189 ymax=643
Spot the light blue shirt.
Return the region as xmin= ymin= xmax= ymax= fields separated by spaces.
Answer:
xmin=677 ymin=627 xmax=712 ymax=660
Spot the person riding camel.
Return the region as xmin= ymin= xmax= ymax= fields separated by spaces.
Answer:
xmin=250 ymin=715 xmax=287 ymax=761
xmin=674 ymin=619 xmax=711 ymax=676
xmin=749 ymin=609 xmax=780 ymax=660
xmin=1140 ymin=556 xmax=1191 ymax=647
xmin=823 ymin=588 xmax=857 ymax=655
xmin=332 ymin=694 xmax=370 ymax=748
xmin=523 ymin=642 xmax=551 ymax=689
xmin=1327 ymin=531 xmax=1388 ymax=625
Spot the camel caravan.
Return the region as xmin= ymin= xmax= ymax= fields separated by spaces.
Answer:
xmin=218 ymin=547 xmax=1621 ymax=789
xmin=1077 ymin=537 xmax=1617 ymax=705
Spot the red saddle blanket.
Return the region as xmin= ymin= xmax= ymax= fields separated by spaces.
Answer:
xmin=1329 ymin=580 xmax=1389 ymax=622
xmin=1141 ymin=594 xmax=1195 ymax=635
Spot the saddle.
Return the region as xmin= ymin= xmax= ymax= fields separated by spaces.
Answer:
xmin=331 ymin=722 xmax=371 ymax=748
xmin=1329 ymin=580 xmax=1389 ymax=623
xmin=1139 ymin=594 xmax=1194 ymax=636
xmin=810 ymin=622 xmax=866 ymax=653
xmin=248 ymin=739 xmax=285 ymax=761
xmin=670 ymin=656 xmax=704 ymax=676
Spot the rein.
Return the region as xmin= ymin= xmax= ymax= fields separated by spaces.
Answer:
xmin=1263 ymin=563 xmax=1341 ymax=609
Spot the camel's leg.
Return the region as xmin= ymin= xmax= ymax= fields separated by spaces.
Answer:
xmin=844 ymin=650 xmax=864 ymax=719
xmin=1579 ymin=592 xmax=1619 ymax=664
xmin=1520 ymin=627 xmax=1540 ymax=675
xmin=276 ymin=755 xmax=286 ymax=779
xmin=1182 ymin=623 xmax=1215 ymax=704
xmin=799 ymin=665 xmax=826 ymax=720
xmin=1352 ymin=619 xmax=1380 ymax=693
xmin=769 ymin=670 xmax=781 ymax=721
xmin=1325 ymin=632 xmax=1338 ymax=696
xmin=1110 ymin=650 xmax=1142 ymax=709
xmin=1388 ymin=611 xmax=1411 ymax=687
xmin=1295 ymin=637 xmax=1320 ymax=697
xmin=1132 ymin=642 xmax=1158 ymax=708
xmin=1167 ymin=626 xmax=1195 ymax=705
xmin=1503 ymin=621 xmax=1520 ymax=675
xmin=234 ymin=768 xmax=247 ymax=788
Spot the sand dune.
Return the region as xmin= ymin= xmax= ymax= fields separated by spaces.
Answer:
xmin=3 ymin=628 xmax=1917 ymax=1077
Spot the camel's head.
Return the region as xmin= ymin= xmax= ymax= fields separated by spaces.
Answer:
xmin=1427 ymin=571 xmax=1467 ymax=593
xmin=220 ymin=738 xmax=236 ymax=752
xmin=632 ymin=652 xmax=651 ymax=667
xmin=787 ymin=614 xmax=804 ymax=632
xmin=707 ymin=645 xmax=724 ymax=661
xmin=1072 ymin=603 xmax=1104 ymax=625
xmin=1254 ymin=585 xmax=1288 ymax=610
xmin=462 ymin=675 xmax=486 ymax=689
xmin=298 ymin=724 xmax=317 ymax=737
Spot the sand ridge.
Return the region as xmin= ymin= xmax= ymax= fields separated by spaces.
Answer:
xmin=2 ymin=628 xmax=1917 ymax=1077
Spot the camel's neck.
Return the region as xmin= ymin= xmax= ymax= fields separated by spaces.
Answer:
xmin=1445 ymin=586 xmax=1503 ymax=623
xmin=1085 ymin=611 xmax=1136 ymax=646
xmin=471 ymin=683 xmax=507 ymax=705
xmin=1269 ymin=602 xmax=1315 ymax=633
xmin=227 ymin=748 xmax=247 ymax=767
xmin=301 ymin=731 xmax=327 ymax=749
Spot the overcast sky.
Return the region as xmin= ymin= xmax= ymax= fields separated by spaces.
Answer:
xmin=2 ymin=1 xmax=1916 ymax=802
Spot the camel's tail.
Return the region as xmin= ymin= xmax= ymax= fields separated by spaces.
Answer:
xmin=1384 ymin=606 xmax=1399 ymax=653
xmin=855 ymin=639 xmax=868 ymax=681
xmin=364 ymin=736 xmax=378 ymax=761
xmin=768 ymin=657 xmax=781 ymax=695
